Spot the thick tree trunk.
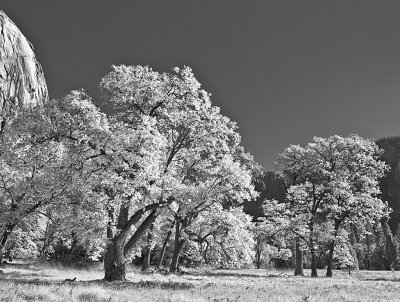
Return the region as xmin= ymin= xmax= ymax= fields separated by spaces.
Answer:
xmin=169 ymin=240 xmax=185 ymax=273
xmin=117 ymin=205 xmax=129 ymax=229
xmin=294 ymin=237 xmax=304 ymax=276
xmin=104 ymin=236 xmax=128 ymax=281
xmin=326 ymin=241 xmax=335 ymax=277
xmin=123 ymin=210 xmax=157 ymax=256
xmin=103 ymin=207 xmax=157 ymax=281
xmin=156 ymin=221 xmax=175 ymax=269
xmin=169 ymin=221 xmax=185 ymax=274
xmin=255 ymin=253 xmax=261 ymax=269
xmin=326 ymin=222 xmax=340 ymax=277
xmin=107 ymin=207 xmax=115 ymax=239
xmin=40 ymin=217 xmax=52 ymax=259
xmin=310 ymin=249 xmax=318 ymax=277
xmin=0 ymin=223 xmax=16 ymax=265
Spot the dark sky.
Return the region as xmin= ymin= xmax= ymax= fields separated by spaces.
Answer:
xmin=3 ymin=1 xmax=400 ymax=171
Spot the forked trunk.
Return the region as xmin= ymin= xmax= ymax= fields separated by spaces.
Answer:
xmin=104 ymin=207 xmax=157 ymax=281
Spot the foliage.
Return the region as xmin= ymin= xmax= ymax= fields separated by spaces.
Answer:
xmin=186 ymin=205 xmax=255 ymax=269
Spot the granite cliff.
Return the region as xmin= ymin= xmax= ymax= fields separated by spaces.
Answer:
xmin=0 ymin=10 xmax=48 ymax=130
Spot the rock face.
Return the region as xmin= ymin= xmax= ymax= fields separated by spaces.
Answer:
xmin=0 ymin=10 xmax=48 ymax=126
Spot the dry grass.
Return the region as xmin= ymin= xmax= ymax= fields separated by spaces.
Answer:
xmin=1 ymin=261 xmax=400 ymax=301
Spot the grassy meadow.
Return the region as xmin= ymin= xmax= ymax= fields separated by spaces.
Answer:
xmin=1 ymin=261 xmax=400 ymax=302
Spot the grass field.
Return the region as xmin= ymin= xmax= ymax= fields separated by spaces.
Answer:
xmin=1 ymin=261 xmax=400 ymax=302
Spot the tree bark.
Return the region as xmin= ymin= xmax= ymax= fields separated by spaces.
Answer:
xmin=326 ymin=221 xmax=340 ymax=277
xmin=104 ymin=236 xmax=128 ymax=281
xmin=203 ymin=240 xmax=210 ymax=265
xmin=310 ymin=249 xmax=318 ymax=277
xmin=117 ymin=204 xmax=129 ymax=229
xmin=0 ymin=223 xmax=16 ymax=265
xmin=141 ymin=223 xmax=154 ymax=272
xmin=107 ymin=207 xmax=115 ymax=239
xmin=103 ymin=208 xmax=157 ymax=281
xmin=156 ymin=220 xmax=175 ymax=269
xmin=309 ymin=221 xmax=318 ymax=277
xmin=294 ymin=237 xmax=304 ymax=276
xmin=123 ymin=210 xmax=157 ymax=256
xmin=326 ymin=240 xmax=335 ymax=277
xmin=169 ymin=220 xmax=185 ymax=273
xmin=255 ymin=237 xmax=262 ymax=269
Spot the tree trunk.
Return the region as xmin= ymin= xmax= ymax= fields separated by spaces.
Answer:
xmin=107 ymin=207 xmax=115 ymax=239
xmin=309 ymin=221 xmax=318 ymax=277
xmin=326 ymin=240 xmax=335 ymax=277
xmin=103 ymin=207 xmax=157 ymax=281
xmin=169 ymin=221 xmax=185 ymax=273
xmin=141 ymin=246 xmax=151 ymax=272
xmin=40 ymin=217 xmax=52 ymax=259
xmin=294 ymin=237 xmax=304 ymax=276
xmin=310 ymin=249 xmax=317 ymax=277
xmin=255 ymin=237 xmax=262 ymax=269
xmin=203 ymin=240 xmax=210 ymax=265
xmin=104 ymin=236 xmax=128 ymax=281
xmin=156 ymin=220 xmax=175 ymax=269
xmin=123 ymin=210 xmax=157 ymax=256
xmin=326 ymin=222 xmax=340 ymax=277
xmin=141 ymin=223 xmax=154 ymax=272
xmin=0 ymin=223 xmax=16 ymax=265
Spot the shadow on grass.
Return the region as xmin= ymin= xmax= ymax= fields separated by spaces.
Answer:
xmin=0 ymin=273 xmax=195 ymax=290
xmin=364 ymin=277 xmax=400 ymax=282
xmin=1 ymin=259 xmax=101 ymax=271
xmin=187 ymin=270 xmax=291 ymax=278
xmin=0 ymin=276 xmax=61 ymax=287
xmin=83 ymin=279 xmax=195 ymax=290
xmin=0 ymin=269 xmax=51 ymax=278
